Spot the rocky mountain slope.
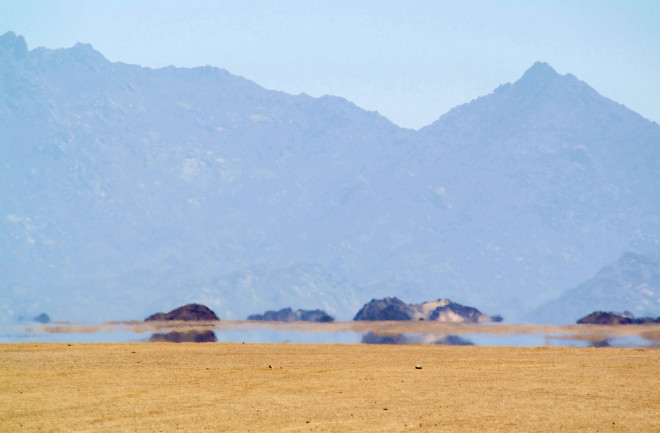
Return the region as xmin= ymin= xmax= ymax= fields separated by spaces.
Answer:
xmin=2 ymin=32 xmax=659 ymax=323
xmin=532 ymin=253 xmax=660 ymax=324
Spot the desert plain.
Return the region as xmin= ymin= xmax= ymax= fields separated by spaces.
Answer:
xmin=2 ymin=339 xmax=659 ymax=433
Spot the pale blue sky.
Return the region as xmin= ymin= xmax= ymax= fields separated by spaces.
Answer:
xmin=1 ymin=0 xmax=658 ymax=129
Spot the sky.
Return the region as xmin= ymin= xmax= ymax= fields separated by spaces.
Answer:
xmin=1 ymin=0 xmax=659 ymax=129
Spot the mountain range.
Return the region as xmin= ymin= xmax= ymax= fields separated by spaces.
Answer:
xmin=2 ymin=31 xmax=659 ymax=324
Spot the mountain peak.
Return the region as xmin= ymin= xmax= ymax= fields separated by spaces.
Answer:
xmin=0 ymin=31 xmax=28 ymax=60
xmin=503 ymin=60 xmax=598 ymax=104
xmin=523 ymin=61 xmax=559 ymax=78
xmin=516 ymin=61 xmax=562 ymax=88
xmin=69 ymin=42 xmax=106 ymax=63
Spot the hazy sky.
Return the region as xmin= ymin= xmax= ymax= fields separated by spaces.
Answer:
xmin=1 ymin=0 xmax=659 ymax=129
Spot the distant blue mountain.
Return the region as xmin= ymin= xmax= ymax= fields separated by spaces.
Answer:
xmin=2 ymin=33 xmax=659 ymax=323
xmin=531 ymin=252 xmax=660 ymax=324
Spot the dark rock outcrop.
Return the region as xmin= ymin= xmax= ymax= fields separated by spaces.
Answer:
xmin=361 ymin=332 xmax=409 ymax=345
xmin=577 ymin=311 xmax=660 ymax=325
xmin=354 ymin=297 xmax=493 ymax=322
xmin=149 ymin=330 xmax=217 ymax=343
xmin=434 ymin=335 xmax=475 ymax=346
xmin=33 ymin=313 xmax=50 ymax=323
xmin=353 ymin=297 xmax=412 ymax=321
xmin=429 ymin=303 xmax=484 ymax=322
xmin=247 ymin=307 xmax=334 ymax=322
xmin=145 ymin=303 xmax=220 ymax=321
xmin=578 ymin=311 xmax=633 ymax=325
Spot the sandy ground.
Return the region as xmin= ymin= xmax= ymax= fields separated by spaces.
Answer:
xmin=1 ymin=343 xmax=659 ymax=432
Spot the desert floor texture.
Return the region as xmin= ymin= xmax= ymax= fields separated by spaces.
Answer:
xmin=2 ymin=343 xmax=659 ymax=432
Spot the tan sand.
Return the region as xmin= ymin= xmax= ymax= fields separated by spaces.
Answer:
xmin=1 ymin=343 xmax=659 ymax=432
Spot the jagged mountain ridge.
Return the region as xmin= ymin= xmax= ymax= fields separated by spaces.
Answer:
xmin=2 ymin=32 xmax=659 ymax=323
xmin=0 ymin=32 xmax=405 ymax=320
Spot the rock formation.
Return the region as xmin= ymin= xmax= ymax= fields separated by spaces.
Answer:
xmin=145 ymin=303 xmax=220 ymax=321
xmin=354 ymin=298 xmax=494 ymax=322
xmin=361 ymin=332 xmax=409 ymax=345
xmin=247 ymin=307 xmax=334 ymax=322
xmin=149 ymin=330 xmax=217 ymax=343
xmin=577 ymin=311 xmax=660 ymax=325
xmin=361 ymin=332 xmax=474 ymax=346
xmin=33 ymin=313 xmax=50 ymax=323
xmin=353 ymin=297 xmax=413 ymax=321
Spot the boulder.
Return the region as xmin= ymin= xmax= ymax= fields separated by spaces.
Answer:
xmin=145 ymin=303 xmax=219 ymax=321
